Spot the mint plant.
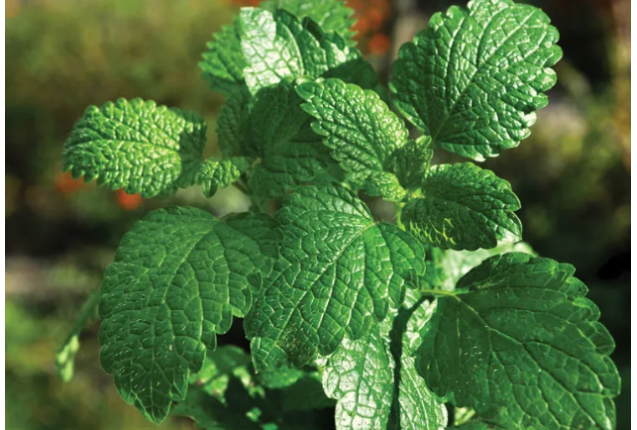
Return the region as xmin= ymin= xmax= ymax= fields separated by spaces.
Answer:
xmin=58 ymin=0 xmax=620 ymax=429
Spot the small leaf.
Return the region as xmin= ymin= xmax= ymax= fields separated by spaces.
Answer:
xmin=417 ymin=253 xmax=620 ymax=430
xmin=260 ymin=0 xmax=356 ymax=42
xmin=196 ymin=157 xmax=251 ymax=198
xmin=55 ymin=290 xmax=100 ymax=382
xmin=239 ymin=8 xmax=378 ymax=95
xmin=216 ymin=87 xmax=253 ymax=158
xmin=245 ymin=80 xmax=345 ymax=200
xmin=99 ymin=207 xmax=280 ymax=423
xmin=324 ymin=289 xmax=447 ymax=430
xmin=401 ymin=163 xmax=522 ymax=251
xmin=390 ymin=0 xmax=562 ymax=160
xmin=63 ymin=99 xmax=216 ymax=198
xmin=245 ymin=186 xmax=426 ymax=371
xmin=297 ymin=78 xmax=408 ymax=201
xmin=200 ymin=19 xmax=247 ymax=94
xmin=387 ymin=136 xmax=433 ymax=190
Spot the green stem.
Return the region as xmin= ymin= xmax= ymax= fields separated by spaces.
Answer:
xmin=420 ymin=288 xmax=457 ymax=298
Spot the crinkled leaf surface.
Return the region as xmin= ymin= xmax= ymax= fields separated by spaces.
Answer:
xmin=201 ymin=0 xmax=356 ymax=95
xmin=216 ymin=87 xmax=253 ymax=158
xmin=387 ymin=136 xmax=434 ymax=191
xmin=200 ymin=19 xmax=247 ymax=94
xmin=239 ymin=8 xmax=378 ymax=95
xmin=99 ymin=207 xmax=280 ymax=423
xmin=63 ymin=98 xmax=245 ymax=198
xmin=55 ymin=290 xmax=100 ymax=382
xmin=246 ymin=186 xmax=426 ymax=371
xmin=297 ymin=79 xmax=408 ymax=201
xmin=390 ymin=0 xmax=562 ymax=160
xmin=417 ymin=253 xmax=620 ymax=430
xmin=324 ymin=289 xmax=447 ymax=430
xmin=401 ymin=163 xmax=521 ymax=251
xmin=195 ymin=157 xmax=251 ymax=198
xmin=237 ymin=80 xmax=344 ymax=200
xmin=260 ymin=0 xmax=355 ymax=41
xmin=215 ymin=81 xmax=343 ymax=202
xmin=63 ymin=99 xmax=208 ymax=197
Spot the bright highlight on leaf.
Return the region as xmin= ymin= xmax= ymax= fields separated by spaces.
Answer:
xmin=417 ymin=253 xmax=620 ymax=430
xmin=401 ymin=163 xmax=522 ymax=251
xmin=99 ymin=207 xmax=280 ymax=423
xmin=390 ymin=0 xmax=563 ymax=160
xmin=239 ymin=8 xmax=378 ymax=95
xmin=324 ymin=290 xmax=448 ymax=430
xmin=246 ymin=186 xmax=425 ymax=371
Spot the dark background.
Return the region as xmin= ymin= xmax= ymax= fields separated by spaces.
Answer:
xmin=5 ymin=0 xmax=630 ymax=429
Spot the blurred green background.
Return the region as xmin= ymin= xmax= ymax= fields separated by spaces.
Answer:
xmin=5 ymin=0 xmax=630 ymax=429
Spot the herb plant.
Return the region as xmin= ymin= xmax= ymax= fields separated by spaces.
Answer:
xmin=58 ymin=0 xmax=620 ymax=429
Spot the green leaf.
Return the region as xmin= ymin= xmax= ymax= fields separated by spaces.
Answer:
xmin=99 ymin=207 xmax=280 ymax=423
xmin=196 ymin=157 xmax=251 ymax=198
xmin=390 ymin=0 xmax=562 ymax=160
xmin=200 ymin=19 xmax=247 ymax=94
xmin=55 ymin=290 xmax=100 ymax=382
xmin=216 ymin=87 xmax=253 ymax=158
xmin=296 ymin=78 xmax=408 ymax=201
xmin=324 ymin=289 xmax=448 ymax=430
xmin=421 ymin=241 xmax=535 ymax=292
xmin=246 ymin=186 xmax=426 ymax=371
xmin=401 ymin=163 xmax=522 ymax=251
xmin=63 ymin=99 xmax=206 ymax=197
xmin=63 ymin=98 xmax=243 ymax=199
xmin=200 ymin=0 xmax=356 ymax=95
xmin=260 ymin=0 xmax=356 ymax=41
xmin=239 ymin=8 xmax=378 ymax=95
xmin=417 ymin=253 xmax=620 ymax=430
xmin=387 ymin=136 xmax=433 ymax=191
xmin=245 ymin=80 xmax=345 ymax=200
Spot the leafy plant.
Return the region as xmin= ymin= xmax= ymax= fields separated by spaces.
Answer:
xmin=58 ymin=0 xmax=620 ymax=429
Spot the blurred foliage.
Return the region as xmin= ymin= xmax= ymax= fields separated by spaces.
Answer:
xmin=5 ymin=0 xmax=630 ymax=429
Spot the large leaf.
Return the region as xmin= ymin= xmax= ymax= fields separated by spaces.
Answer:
xmin=417 ymin=253 xmax=620 ymax=430
xmin=63 ymin=98 xmax=247 ymax=198
xmin=245 ymin=186 xmax=426 ymax=371
xmin=297 ymin=78 xmax=409 ymax=201
xmin=99 ymin=207 xmax=280 ymax=423
xmin=324 ymin=289 xmax=448 ymax=430
xmin=239 ymin=8 xmax=378 ymax=95
xmin=401 ymin=163 xmax=522 ymax=251
xmin=390 ymin=0 xmax=562 ymax=160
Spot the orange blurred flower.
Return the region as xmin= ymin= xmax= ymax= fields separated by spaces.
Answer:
xmin=115 ymin=189 xmax=143 ymax=211
xmin=55 ymin=172 xmax=87 ymax=195
xmin=367 ymin=33 xmax=391 ymax=55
